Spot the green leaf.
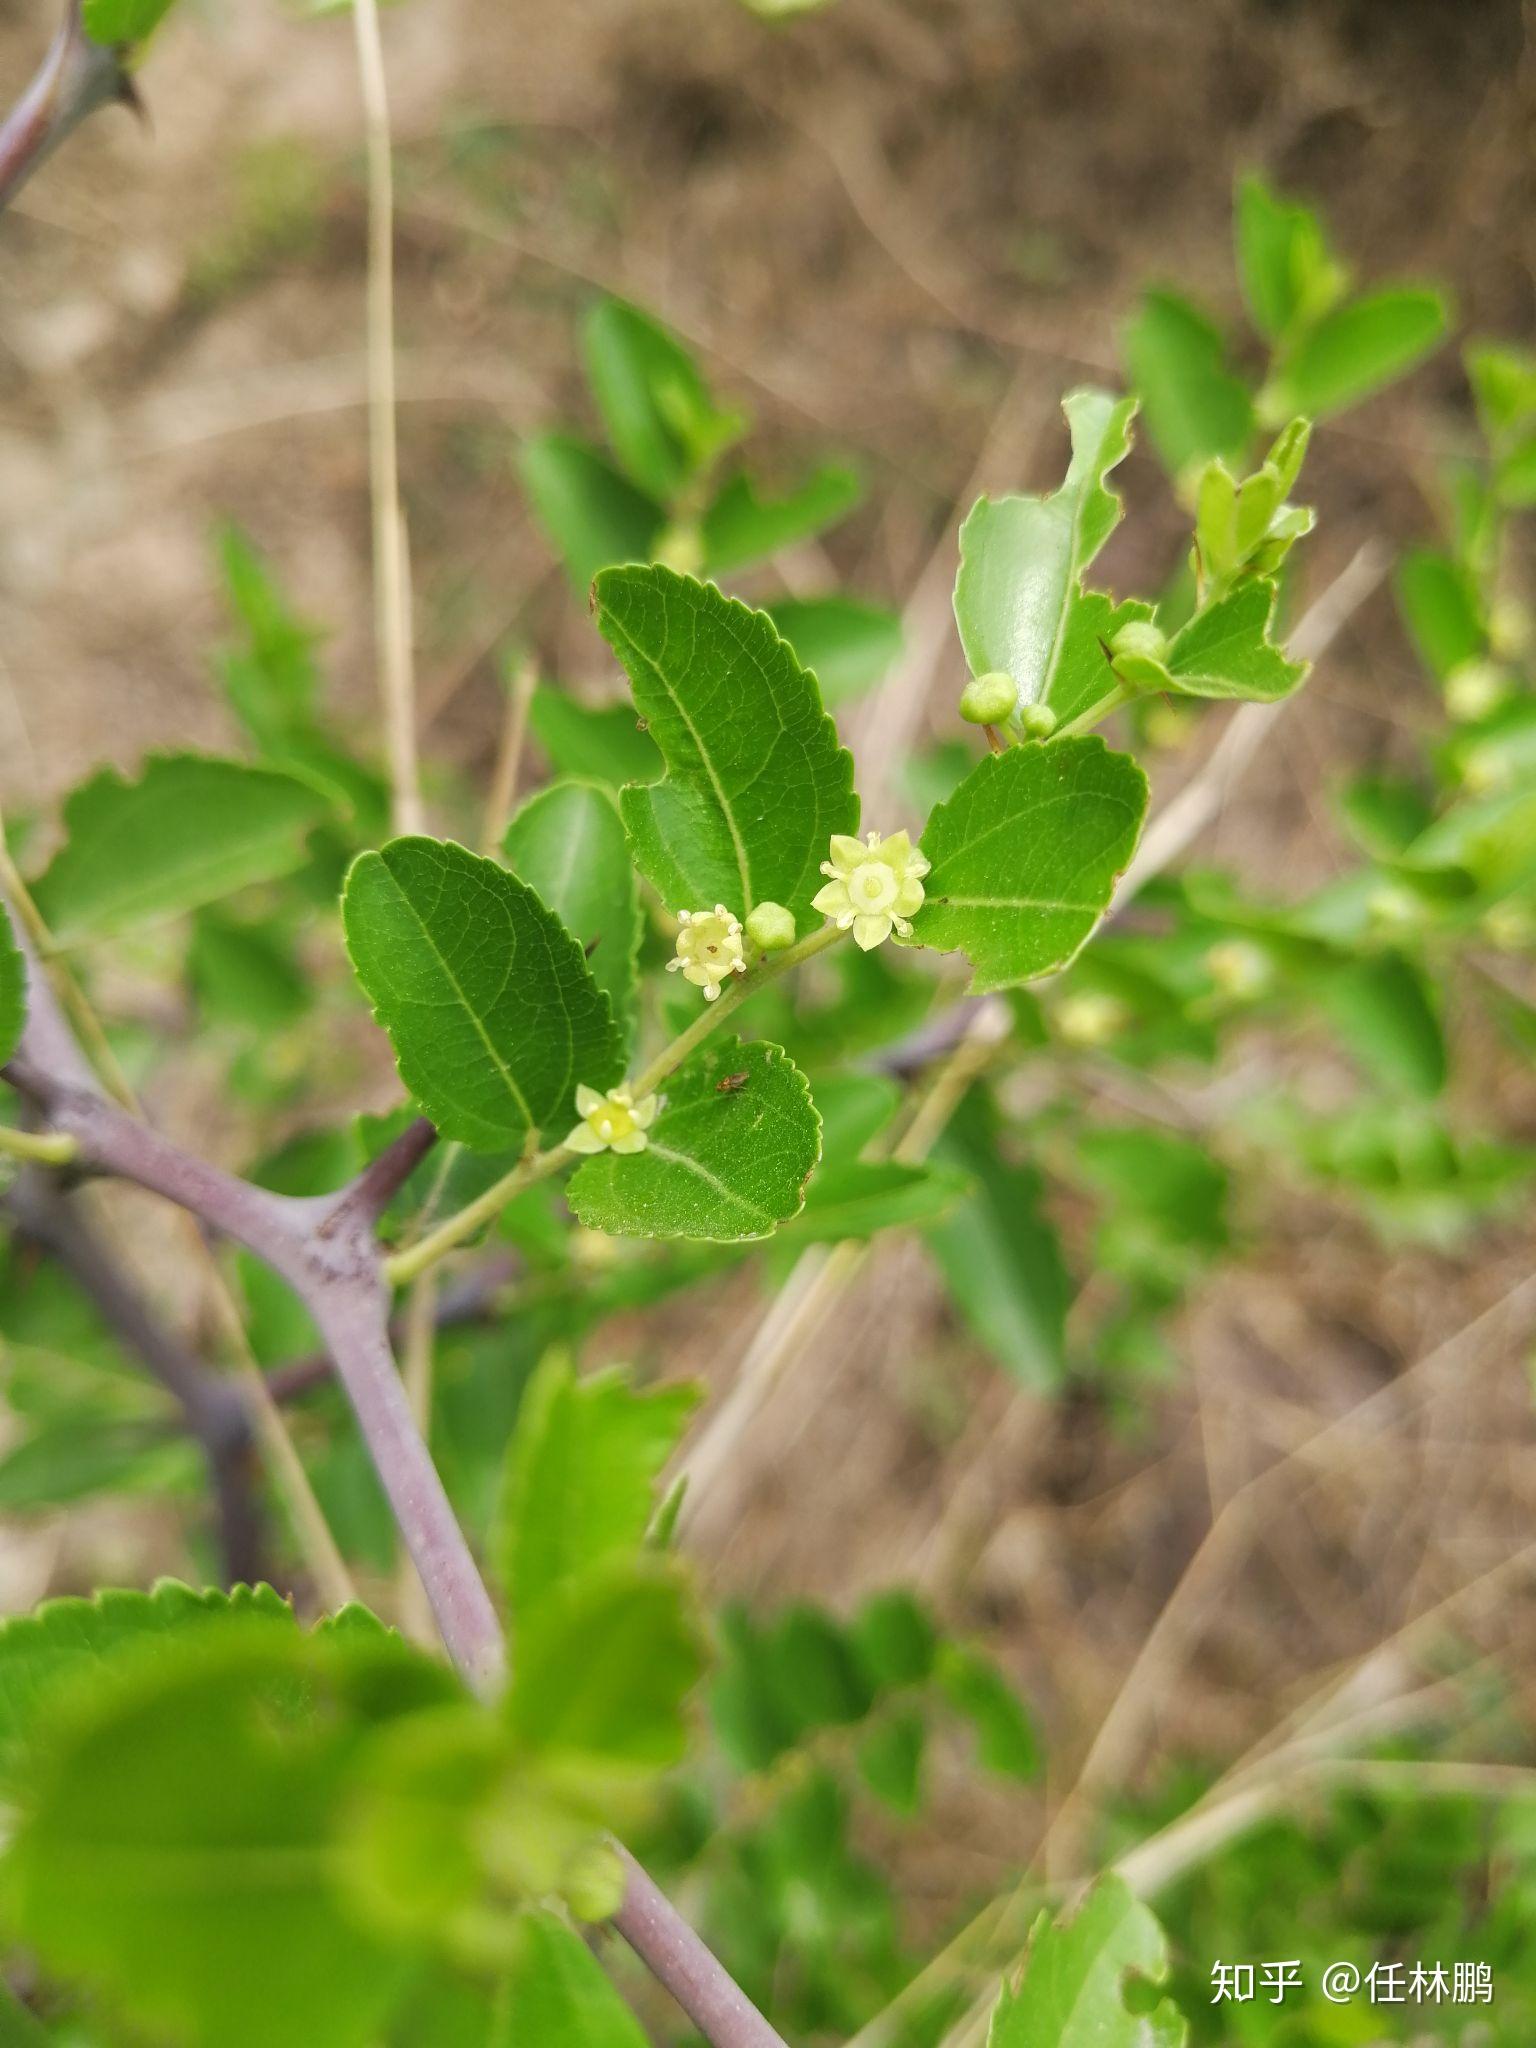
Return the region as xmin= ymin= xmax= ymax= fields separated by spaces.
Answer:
xmin=215 ymin=523 xmax=320 ymax=753
xmin=343 ymin=836 xmax=622 ymax=1153
xmin=792 ymin=1158 xmax=968 ymax=1242
xmin=1234 ymin=175 xmax=1347 ymax=341
xmin=528 ymin=687 xmax=662 ymax=789
xmin=937 ymin=1642 xmax=1038 ymax=1781
xmin=1396 ymin=548 xmax=1485 ymax=681
xmin=0 ymin=1418 xmax=189 ymax=1513
xmin=507 ymin=1560 xmax=704 ymax=1771
xmin=1265 ymin=287 xmax=1450 ymax=420
xmin=517 ymin=435 xmax=664 ymax=591
xmin=504 ymin=1910 xmax=650 ymax=2048
xmin=5 ymin=1630 xmax=455 ymax=2048
xmin=190 ymin=908 xmax=310 ymax=1032
xmin=583 ymin=299 xmax=741 ymax=503
xmin=954 ymin=390 xmax=1137 ymax=721
xmin=1076 ymin=1133 xmax=1225 ymax=1299
xmin=1495 ymin=433 xmax=1536 ymax=508
xmin=596 ymin=565 xmax=858 ymax=926
xmin=1337 ymin=774 xmax=1434 ymax=861
xmin=786 ymin=1068 xmax=966 ymax=1243
xmin=568 ymin=1037 xmax=820 ymax=1241
xmin=1075 ymin=1127 xmax=1228 ymax=1268
xmin=1043 ymin=591 xmax=1154 ymax=729
xmin=1467 ymin=341 xmax=1536 ymax=442
xmin=339 ymin=1702 xmax=623 ymax=1965
xmin=1160 ymin=579 xmax=1306 ymax=701
xmin=1403 ymin=785 xmax=1536 ymax=896
xmin=926 ymin=1090 xmax=1069 ymax=1388
xmin=852 ymin=1588 xmax=938 ymax=1688
xmin=0 ymin=913 xmax=24 ymax=1066
xmin=711 ymin=1603 xmax=876 ymax=1772
xmin=767 ymin=595 xmax=903 ymax=706
xmin=0 ymin=1580 xmax=295 ymax=1794
xmin=986 ymin=1876 xmax=1184 ymax=2048
xmin=503 ymin=780 xmax=642 ymax=1050
xmin=858 ymin=1708 xmax=926 ymax=1816
xmin=31 ymin=754 xmax=335 ymax=944
xmin=701 ymin=465 xmax=862 ymax=576
xmin=1188 ymin=429 xmax=1314 ymax=597
xmin=1318 ymin=952 xmax=1446 ymax=1098
xmin=497 ymin=1353 xmax=698 ymax=1622
xmin=914 ymin=739 xmax=1148 ymax=993
xmin=81 ymin=0 xmax=178 ymax=45
xmin=0 ymin=1981 xmax=50 ymax=2045
xmin=1122 ymin=292 xmax=1254 ymax=478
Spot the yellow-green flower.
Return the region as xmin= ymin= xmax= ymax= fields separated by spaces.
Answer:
xmin=563 ymin=1084 xmax=658 ymax=1156
xmin=1054 ymin=992 xmax=1124 ymax=1047
xmin=812 ymin=830 xmax=929 ymax=951
xmin=667 ymin=905 xmax=747 ymax=1001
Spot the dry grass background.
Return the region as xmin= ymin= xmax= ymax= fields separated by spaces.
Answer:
xmin=3 ymin=0 xmax=1536 ymax=1928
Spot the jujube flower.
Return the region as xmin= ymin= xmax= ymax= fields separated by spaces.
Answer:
xmin=667 ymin=905 xmax=747 ymax=1001
xmin=812 ymin=830 xmax=929 ymax=951
xmin=563 ymin=1084 xmax=658 ymax=1156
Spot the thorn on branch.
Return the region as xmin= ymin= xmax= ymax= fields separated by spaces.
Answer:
xmin=0 ymin=1 xmax=141 ymax=215
xmin=316 ymin=1115 xmax=438 ymax=1239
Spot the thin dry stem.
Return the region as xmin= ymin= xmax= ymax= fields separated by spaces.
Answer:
xmin=481 ymin=654 xmax=537 ymax=853
xmin=395 ymin=1269 xmax=443 ymax=1644
xmin=350 ymin=0 xmax=422 ymax=837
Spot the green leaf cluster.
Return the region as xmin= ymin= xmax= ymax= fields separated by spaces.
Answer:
xmin=1125 ymin=173 xmax=1450 ymax=485
xmin=712 ymin=1585 xmax=1037 ymax=1816
xmin=517 ymin=295 xmax=900 ymax=717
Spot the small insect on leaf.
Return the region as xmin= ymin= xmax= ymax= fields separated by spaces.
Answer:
xmin=716 ymin=1072 xmax=750 ymax=1094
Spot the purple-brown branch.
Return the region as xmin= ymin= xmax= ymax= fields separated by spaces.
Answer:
xmin=268 ymin=1252 xmax=517 ymax=1402
xmin=0 ymin=889 xmax=792 ymax=2048
xmin=2 ymin=902 xmax=500 ymax=1683
xmin=4 ymin=1170 xmax=266 ymax=1583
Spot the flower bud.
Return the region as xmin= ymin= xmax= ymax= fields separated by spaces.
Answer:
xmin=1019 ymin=703 xmax=1058 ymax=739
xmin=1055 ymin=992 xmax=1124 ymax=1047
xmin=1143 ymin=702 xmax=1194 ymax=751
xmin=1460 ymin=744 xmax=1507 ymax=795
xmin=1444 ymin=659 xmax=1508 ymax=723
xmin=561 ymin=1841 xmax=627 ymax=1923
xmin=1205 ymin=939 xmax=1270 ymax=1001
xmin=959 ymin=671 xmax=1018 ymax=725
xmin=746 ymin=900 xmax=796 ymax=952
xmin=653 ymin=522 xmax=703 ymax=576
xmin=1367 ymin=884 xmax=1419 ymax=932
xmin=1109 ymin=619 xmax=1169 ymax=666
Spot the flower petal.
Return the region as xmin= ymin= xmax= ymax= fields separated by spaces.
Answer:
xmin=574 ymin=1084 xmax=604 ymax=1116
xmin=852 ymin=912 xmax=893 ymax=951
xmin=610 ymin=1130 xmax=649 ymax=1155
xmin=827 ymin=834 xmax=866 ymax=872
xmin=880 ymin=829 xmax=913 ymax=865
xmin=812 ymin=880 xmax=850 ymax=916
xmin=632 ymin=1094 xmax=659 ymax=1128
xmin=894 ymin=878 xmax=926 ymax=916
xmin=564 ymin=1122 xmax=606 ymax=1154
